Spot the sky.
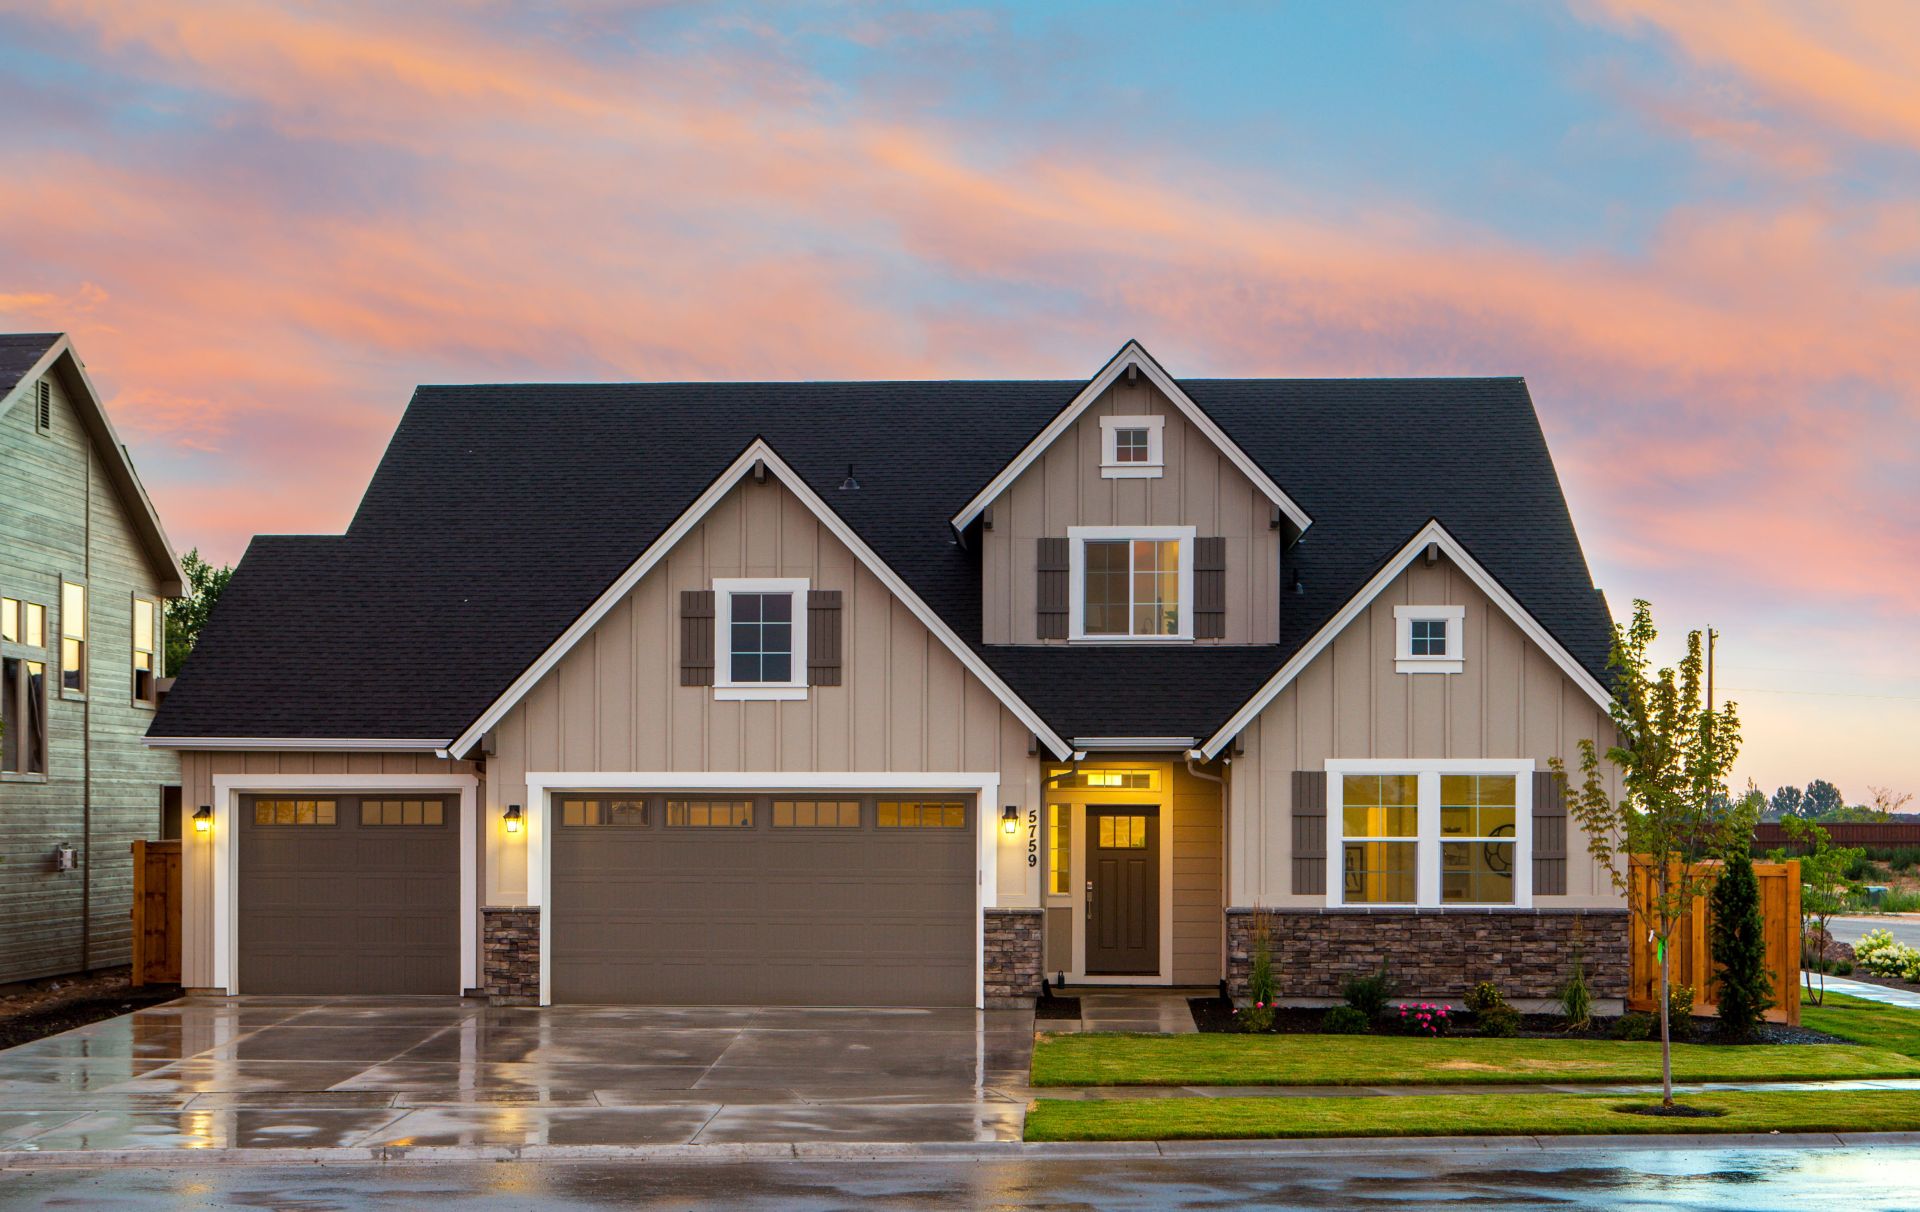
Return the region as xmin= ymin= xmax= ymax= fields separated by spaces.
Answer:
xmin=1 ymin=1 xmax=1915 ymax=802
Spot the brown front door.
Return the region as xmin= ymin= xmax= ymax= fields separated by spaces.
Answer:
xmin=1085 ymin=806 xmax=1159 ymax=975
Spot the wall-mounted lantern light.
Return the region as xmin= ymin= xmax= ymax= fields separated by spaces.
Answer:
xmin=192 ymin=806 xmax=212 ymax=834
xmin=504 ymin=804 xmax=523 ymax=834
xmin=1002 ymin=805 xmax=1019 ymax=835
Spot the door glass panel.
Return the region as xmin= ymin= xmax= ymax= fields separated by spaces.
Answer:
xmin=1096 ymin=814 xmax=1149 ymax=849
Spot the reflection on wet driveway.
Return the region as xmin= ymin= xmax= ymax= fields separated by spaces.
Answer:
xmin=0 ymin=997 xmax=1035 ymax=1151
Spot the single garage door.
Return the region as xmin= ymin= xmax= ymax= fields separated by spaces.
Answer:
xmin=238 ymin=793 xmax=459 ymax=995
xmin=551 ymin=793 xmax=976 ymax=1005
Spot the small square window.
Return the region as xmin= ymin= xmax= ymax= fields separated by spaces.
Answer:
xmin=1113 ymin=428 xmax=1150 ymax=463
xmin=1409 ymin=619 xmax=1448 ymax=656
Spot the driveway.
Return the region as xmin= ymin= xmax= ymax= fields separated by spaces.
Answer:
xmin=0 ymin=997 xmax=1034 ymax=1154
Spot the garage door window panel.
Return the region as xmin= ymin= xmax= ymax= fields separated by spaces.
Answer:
xmin=667 ymin=799 xmax=754 ymax=828
xmin=255 ymin=799 xmax=338 ymax=826
xmin=877 ymin=800 xmax=967 ymax=828
xmin=360 ymin=799 xmax=445 ymax=826
xmin=560 ymin=797 xmax=650 ymax=827
xmin=772 ymin=799 xmax=861 ymax=828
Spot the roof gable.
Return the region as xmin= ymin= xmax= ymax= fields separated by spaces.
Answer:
xmin=950 ymin=341 xmax=1312 ymax=536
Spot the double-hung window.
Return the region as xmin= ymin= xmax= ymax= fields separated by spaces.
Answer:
xmin=132 ymin=596 xmax=160 ymax=706
xmin=712 ymin=578 xmax=808 ymax=700
xmin=1328 ymin=761 xmax=1532 ymax=907
xmin=1068 ymin=526 xmax=1194 ymax=640
xmin=60 ymin=581 xmax=86 ymax=696
xmin=2 ymin=594 xmax=49 ymax=777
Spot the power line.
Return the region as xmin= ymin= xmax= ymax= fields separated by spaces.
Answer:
xmin=1719 ymin=686 xmax=1920 ymax=703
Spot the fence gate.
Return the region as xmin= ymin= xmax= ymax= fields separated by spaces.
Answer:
xmin=1628 ymin=857 xmax=1801 ymax=1026
xmin=130 ymin=839 xmax=182 ymax=986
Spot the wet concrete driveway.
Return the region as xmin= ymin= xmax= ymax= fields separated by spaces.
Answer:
xmin=0 ymin=997 xmax=1035 ymax=1153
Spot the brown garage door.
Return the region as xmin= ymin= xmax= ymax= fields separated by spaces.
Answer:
xmin=238 ymin=794 xmax=459 ymax=995
xmin=551 ymin=794 xmax=976 ymax=1005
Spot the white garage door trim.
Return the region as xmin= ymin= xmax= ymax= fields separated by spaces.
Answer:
xmin=525 ymin=771 xmax=1002 ymax=1008
xmin=210 ymin=773 xmax=478 ymax=996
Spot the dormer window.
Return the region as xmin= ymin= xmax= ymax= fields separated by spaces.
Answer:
xmin=1099 ymin=415 xmax=1165 ymax=479
xmin=1395 ymin=605 xmax=1465 ymax=673
xmin=1068 ymin=526 xmax=1194 ymax=640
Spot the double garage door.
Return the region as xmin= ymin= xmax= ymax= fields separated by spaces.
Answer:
xmin=237 ymin=789 xmax=977 ymax=1005
xmin=551 ymin=793 xmax=977 ymax=1006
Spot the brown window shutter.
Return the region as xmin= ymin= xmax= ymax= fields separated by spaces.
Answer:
xmin=679 ymin=589 xmax=715 ymax=686
xmin=1194 ymin=536 xmax=1226 ymax=639
xmin=1291 ymin=770 xmax=1328 ymax=895
xmin=1036 ymin=537 xmax=1069 ymax=640
xmin=1532 ymin=770 xmax=1568 ymax=895
xmin=807 ymin=590 xmax=843 ymax=686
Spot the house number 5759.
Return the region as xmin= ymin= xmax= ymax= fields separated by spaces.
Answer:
xmin=1026 ymin=806 xmax=1039 ymax=867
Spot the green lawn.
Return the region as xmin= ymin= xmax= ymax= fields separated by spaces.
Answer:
xmin=1802 ymin=991 xmax=1920 ymax=1058
xmin=1024 ymin=1089 xmax=1920 ymax=1142
xmin=1030 ymin=1031 xmax=1920 ymax=1087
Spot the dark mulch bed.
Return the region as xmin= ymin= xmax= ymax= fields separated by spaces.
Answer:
xmin=0 ymin=966 xmax=180 ymax=1050
xmin=1187 ymin=997 xmax=1850 ymax=1046
xmin=1035 ymin=995 xmax=1082 ymax=1021
xmin=1614 ymin=1102 xmax=1729 ymax=1118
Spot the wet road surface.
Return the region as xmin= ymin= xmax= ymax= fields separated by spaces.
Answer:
xmin=4 ymin=1145 xmax=1920 ymax=1210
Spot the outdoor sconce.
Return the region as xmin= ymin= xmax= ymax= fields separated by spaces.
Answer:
xmin=1002 ymin=805 xmax=1019 ymax=835
xmin=504 ymin=804 xmax=523 ymax=834
xmin=192 ymin=806 xmax=212 ymax=834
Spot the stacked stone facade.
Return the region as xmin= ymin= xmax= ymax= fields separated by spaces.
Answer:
xmin=983 ymin=907 xmax=1044 ymax=1006
xmin=481 ymin=907 xmax=541 ymax=1005
xmin=1225 ymin=908 xmax=1629 ymax=1003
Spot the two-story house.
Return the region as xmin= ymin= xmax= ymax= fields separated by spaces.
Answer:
xmin=2 ymin=332 xmax=184 ymax=985
xmin=149 ymin=341 xmax=1626 ymax=1008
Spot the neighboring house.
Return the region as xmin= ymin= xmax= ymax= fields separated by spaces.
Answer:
xmin=149 ymin=341 xmax=1626 ymax=1008
xmin=1 ymin=333 xmax=185 ymax=984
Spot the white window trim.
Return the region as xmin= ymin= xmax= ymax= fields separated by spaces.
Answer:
xmin=713 ymin=577 xmax=809 ymax=700
xmin=1325 ymin=757 xmax=1533 ymax=909
xmin=1098 ymin=414 xmax=1166 ymax=478
xmin=1394 ymin=604 xmax=1465 ymax=674
xmin=1067 ymin=525 xmax=1195 ymax=642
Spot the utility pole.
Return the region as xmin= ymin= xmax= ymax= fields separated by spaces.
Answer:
xmin=1706 ymin=626 xmax=1718 ymax=712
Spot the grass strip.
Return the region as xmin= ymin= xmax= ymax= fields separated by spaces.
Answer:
xmin=1801 ymin=992 xmax=1920 ymax=1058
xmin=1030 ymin=1031 xmax=1920 ymax=1087
xmin=1024 ymin=1088 xmax=1920 ymax=1142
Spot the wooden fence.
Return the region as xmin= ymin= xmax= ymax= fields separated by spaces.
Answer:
xmin=130 ymin=839 xmax=181 ymax=987
xmin=1754 ymin=821 xmax=1920 ymax=850
xmin=1627 ymin=857 xmax=1801 ymax=1026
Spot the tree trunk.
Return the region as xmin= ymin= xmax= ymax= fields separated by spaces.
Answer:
xmin=1659 ymin=937 xmax=1674 ymax=1107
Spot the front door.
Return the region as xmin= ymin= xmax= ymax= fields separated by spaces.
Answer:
xmin=1085 ymin=806 xmax=1159 ymax=975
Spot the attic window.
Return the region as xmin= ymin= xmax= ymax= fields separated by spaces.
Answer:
xmin=35 ymin=381 xmax=52 ymax=434
xmin=1395 ymin=605 xmax=1465 ymax=674
xmin=1099 ymin=415 xmax=1164 ymax=479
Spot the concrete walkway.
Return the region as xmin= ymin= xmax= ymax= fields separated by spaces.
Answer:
xmin=1046 ymin=989 xmax=1201 ymax=1034
xmin=1816 ymin=975 xmax=1920 ymax=1009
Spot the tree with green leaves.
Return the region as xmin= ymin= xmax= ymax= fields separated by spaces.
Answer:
xmin=1766 ymin=814 xmax=1865 ymax=1006
xmin=1710 ymin=793 xmax=1772 ymax=1040
xmin=165 ymin=549 xmax=233 ymax=675
xmin=1554 ymin=600 xmax=1744 ymax=1109
xmin=1767 ymin=785 xmax=1802 ymax=821
xmin=1801 ymin=779 xmax=1843 ymax=818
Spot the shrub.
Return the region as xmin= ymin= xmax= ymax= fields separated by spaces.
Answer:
xmin=1343 ymin=964 xmax=1394 ymax=1020
xmin=1856 ymin=928 xmax=1920 ymax=981
xmin=1464 ymin=981 xmax=1505 ymax=1014
xmin=1394 ymin=1002 xmax=1452 ymax=1037
xmin=1710 ymin=846 xmax=1773 ymax=1040
xmin=1477 ymin=1004 xmax=1522 ymax=1037
xmin=1613 ymin=1011 xmax=1655 ymax=1041
xmin=1239 ymin=910 xmax=1278 ymax=1032
xmin=1321 ymin=1005 xmax=1371 ymax=1035
xmin=1560 ymin=955 xmax=1594 ymax=1032
xmin=1667 ymin=983 xmax=1697 ymax=1041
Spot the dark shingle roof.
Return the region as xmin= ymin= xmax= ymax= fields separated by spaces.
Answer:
xmin=0 ymin=333 xmax=61 ymax=397
xmin=152 ymin=376 xmax=1612 ymax=745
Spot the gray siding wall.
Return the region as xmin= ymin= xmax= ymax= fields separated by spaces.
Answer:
xmin=1227 ymin=552 xmax=1625 ymax=909
xmin=981 ymin=379 xmax=1280 ymax=644
xmin=0 ymin=358 xmax=181 ymax=983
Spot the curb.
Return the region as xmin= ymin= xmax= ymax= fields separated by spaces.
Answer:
xmin=5 ymin=1131 xmax=1920 ymax=1169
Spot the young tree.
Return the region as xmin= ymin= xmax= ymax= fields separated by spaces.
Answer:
xmin=1766 ymin=815 xmax=1865 ymax=1006
xmin=1554 ymin=600 xmax=1743 ymax=1109
xmin=1801 ymin=779 xmax=1844 ymax=818
xmin=165 ymin=549 xmax=234 ymax=675
xmin=1710 ymin=794 xmax=1772 ymax=1040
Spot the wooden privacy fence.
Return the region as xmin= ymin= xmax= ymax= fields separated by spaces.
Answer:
xmin=1754 ymin=821 xmax=1920 ymax=849
xmin=130 ymin=839 xmax=181 ymax=986
xmin=1628 ymin=857 xmax=1801 ymax=1025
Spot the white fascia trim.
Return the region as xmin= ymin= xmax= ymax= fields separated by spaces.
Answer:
xmin=1067 ymin=524 xmax=1196 ymax=642
xmin=713 ymin=576 xmax=809 ymax=697
xmin=145 ymin=737 xmax=453 ymax=751
xmin=207 ymin=772 xmax=479 ymax=997
xmin=1199 ymin=520 xmax=1613 ymax=759
xmin=1072 ymin=737 xmax=1198 ymax=751
xmin=524 ymin=771 xmax=1002 ymax=1009
xmin=447 ymin=440 xmax=1074 ymax=761
xmin=950 ymin=341 xmax=1312 ymax=534
xmin=1323 ymin=758 xmax=1534 ymax=910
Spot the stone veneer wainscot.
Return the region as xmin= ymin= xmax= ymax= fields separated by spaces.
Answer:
xmin=481 ymin=907 xmax=541 ymax=1006
xmin=984 ymin=908 xmax=1044 ymax=1006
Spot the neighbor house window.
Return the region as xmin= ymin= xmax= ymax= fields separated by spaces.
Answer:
xmin=1394 ymin=605 xmax=1465 ymax=673
xmin=59 ymin=582 xmax=86 ymax=695
xmin=2 ymin=597 xmax=47 ymax=647
xmin=1099 ymin=414 xmax=1165 ymax=478
xmin=1048 ymin=803 xmax=1071 ymax=895
xmin=1 ymin=658 xmax=47 ymax=776
xmin=666 ymin=799 xmax=753 ymax=828
xmin=1329 ymin=762 xmax=1532 ymax=907
xmin=1069 ymin=527 xmax=1194 ymax=639
xmin=131 ymin=596 xmax=160 ymax=706
xmin=712 ymin=577 xmax=808 ymax=700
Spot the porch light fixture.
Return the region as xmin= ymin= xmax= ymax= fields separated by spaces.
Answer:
xmin=192 ymin=805 xmax=212 ymax=834
xmin=504 ymin=804 xmax=523 ymax=834
xmin=1002 ymin=805 xmax=1019 ymax=835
